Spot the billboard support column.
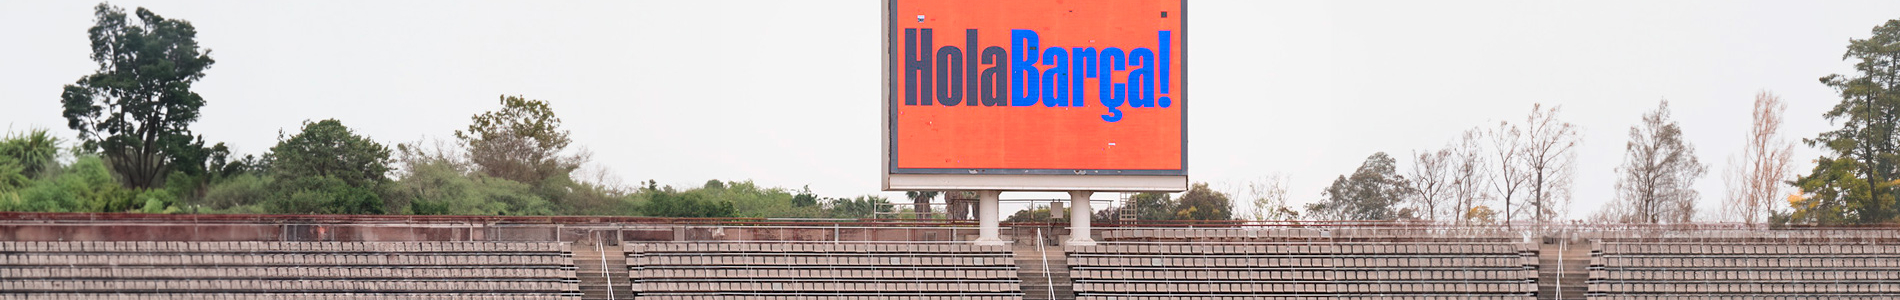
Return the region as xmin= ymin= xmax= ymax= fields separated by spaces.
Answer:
xmin=974 ymin=190 xmax=1003 ymax=246
xmin=1067 ymin=191 xmax=1096 ymax=246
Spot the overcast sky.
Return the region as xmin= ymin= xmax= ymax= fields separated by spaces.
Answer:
xmin=4 ymin=1 xmax=1898 ymax=220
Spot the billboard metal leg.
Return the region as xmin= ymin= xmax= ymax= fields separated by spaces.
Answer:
xmin=1067 ymin=191 xmax=1096 ymax=246
xmin=974 ymin=190 xmax=1004 ymax=246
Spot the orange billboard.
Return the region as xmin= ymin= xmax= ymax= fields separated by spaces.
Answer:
xmin=887 ymin=0 xmax=1186 ymax=176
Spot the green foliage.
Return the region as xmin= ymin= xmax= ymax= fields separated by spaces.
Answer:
xmin=1794 ymin=19 xmax=1900 ymax=225
xmin=1 ymin=129 xmax=62 ymax=178
xmin=263 ymin=119 xmax=391 ymax=214
xmin=455 ymin=95 xmax=583 ymax=185
xmin=0 ymin=157 xmax=28 ymax=194
xmin=640 ymin=188 xmax=736 ymax=218
xmin=270 ymin=119 xmax=391 ymax=188
xmin=387 ymin=155 xmax=552 ymax=216
xmin=1005 ymin=204 xmax=1053 ymax=223
xmin=824 ymin=195 xmax=891 ymax=219
xmin=200 ymin=173 xmax=268 ymax=211
xmin=1308 ymin=152 xmax=1415 ymax=220
xmin=1129 ymin=192 xmax=1175 ymax=220
xmin=135 ymin=189 xmax=178 ymax=213
xmin=268 ymin=175 xmax=384 ymax=214
xmin=1097 ymin=184 xmax=1234 ymax=221
xmin=59 ymin=3 xmax=216 ymax=188
xmin=904 ymin=190 xmax=940 ymax=219
xmin=700 ymin=180 xmax=820 ymax=218
xmin=5 ymin=156 xmax=134 ymax=212
xmin=791 ymin=190 xmax=818 ymax=208
xmin=1175 ymin=183 xmax=1234 ymax=220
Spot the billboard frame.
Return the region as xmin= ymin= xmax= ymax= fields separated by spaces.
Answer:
xmin=881 ymin=0 xmax=1189 ymax=192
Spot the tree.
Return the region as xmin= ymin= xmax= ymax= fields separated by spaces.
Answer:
xmin=1520 ymin=104 xmax=1580 ymax=223
xmin=1129 ymin=192 xmax=1177 ymax=220
xmin=59 ymin=3 xmax=216 ymax=189
xmin=0 ymin=129 xmax=62 ymax=194
xmin=1792 ymin=19 xmax=1900 ymax=225
xmin=1307 ymin=152 xmax=1414 ymax=220
xmin=1488 ymin=119 xmax=1529 ymax=225
xmin=1408 ymin=148 xmax=1455 ymax=221
xmin=0 ymin=129 xmax=62 ymax=179
xmin=1005 ymin=204 xmax=1054 ymax=223
xmin=825 ymin=195 xmax=890 ymax=219
xmin=265 ymin=119 xmax=392 ymax=214
xmin=1723 ymin=92 xmax=1796 ymax=224
xmin=1449 ymin=128 xmax=1491 ymax=225
xmin=791 ymin=186 xmax=818 ymax=207
xmin=1175 ymin=183 xmax=1234 ymax=220
xmin=1607 ymin=101 xmax=1706 ymax=224
xmin=387 ymin=141 xmax=553 ymax=216
xmin=1243 ymin=175 xmax=1298 ymax=221
xmin=456 ymin=95 xmax=586 ymax=185
xmin=641 ymin=189 xmax=735 ymax=218
xmin=904 ymin=190 xmax=940 ymax=219
xmin=9 ymin=156 xmax=134 ymax=213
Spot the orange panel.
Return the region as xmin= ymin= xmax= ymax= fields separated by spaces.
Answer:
xmin=889 ymin=0 xmax=1185 ymax=173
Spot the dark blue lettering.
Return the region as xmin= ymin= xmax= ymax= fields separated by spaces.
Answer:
xmin=903 ymin=29 xmax=932 ymax=105
xmin=936 ymin=46 xmax=964 ymax=106
xmin=980 ymin=46 xmax=1009 ymax=106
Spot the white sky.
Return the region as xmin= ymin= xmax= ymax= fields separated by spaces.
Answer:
xmin=3 ymin=1 xmax=1897 ymax=220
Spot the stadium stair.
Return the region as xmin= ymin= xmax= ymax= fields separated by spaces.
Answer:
xmin=1538 ymin=238 xmax=1592 ymax=300
xmin=572 ymin=232 xmax=632 ymax=300
xmin=1016 ymin=245 xmax=1075 ymax=300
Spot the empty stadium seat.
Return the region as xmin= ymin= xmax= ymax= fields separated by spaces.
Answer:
xmin=0 ymin=241 xmax=580 ymax=299
xmin=1586 ymin=238 xmax=1900 ymax=299
xmin=1068 ymin=229 xmax=1538 ymax=300
xmin=626 ymin=242 xmax=1022 ymax=299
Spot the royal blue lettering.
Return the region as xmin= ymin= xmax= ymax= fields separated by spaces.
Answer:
xmin=1070 ymin=47 xmax=1096 ymax=107
xmin=1097 ymin=47 xmax=1127 ymax=122
xmin=1041 ymin=47 xmax=1068 ymax=107
xmin=1010 ymin=30 xmax=1040 ymax=107
xmin=1128 ymin=48 xmax=1155 ymax=108
xmin=1157 ymin=31 xmax=1172 ymax=108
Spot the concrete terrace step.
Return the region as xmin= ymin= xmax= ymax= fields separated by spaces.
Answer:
xmin=571 ymin=234 xmax=628 ymax=300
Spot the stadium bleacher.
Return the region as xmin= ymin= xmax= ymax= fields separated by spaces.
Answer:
xmin=1069 ymin=229 xmax=1540 ymax=300
xmin=0 ymin=241 xmax=581 ymax=300
xmin=1587 ymin=238 xmax=1900 ymax=299
xmin=627 ymin=242 xmax=1023 ymax=300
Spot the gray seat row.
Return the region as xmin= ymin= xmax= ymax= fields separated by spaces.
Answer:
xmin=1068 ymin=241 xmax=1539 ymax=299
xmin=1587 ymin=242 xmax=1900 ymax=299
xmin=0 ymin=241 xmax=580 ymax=299
xmin=628 ymin=242 xmax=1023 ymax=299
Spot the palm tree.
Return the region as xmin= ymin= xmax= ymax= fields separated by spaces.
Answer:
xmin=904 ymin=190 xmax=940 ymax=219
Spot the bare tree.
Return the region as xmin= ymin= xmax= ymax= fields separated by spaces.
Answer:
xmin=1449 ymin=128 xmax=1491 ymax=225
xmin=1520 ymin=104 xmax=1581 ymax=223
xmin=1409 ymin=149 xmax=1455 ymax=221
xmin=1610 ymin=100 xmax=1707 ymax=224
xmin=1722 ymin=91 xmax=1795 ymax=224
xmin=1488 ymin=119 xmax=1529 ymax=226
xmin=1242 ymin=175 xmax=1298 ymax=221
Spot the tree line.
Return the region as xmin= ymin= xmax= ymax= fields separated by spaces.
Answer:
xmin=1233 ymin=19 xmax=1900 ymax=226
xmin=1 ymin=3 xmax=901 ymax=219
